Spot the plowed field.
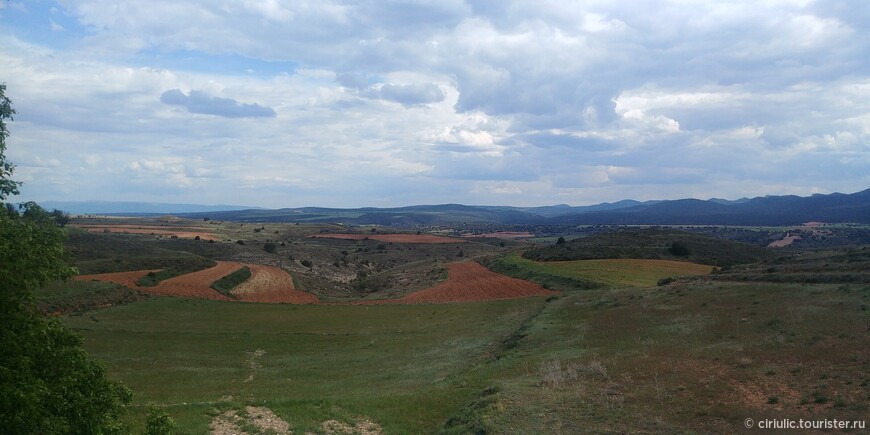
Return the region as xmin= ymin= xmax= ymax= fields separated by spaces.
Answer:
xmin=232 ymin=264 xmax=318 ymax=304
xmin=309 ymin=233 xmax=463 ymax=244
xmin=361 ymin=261 xmax=557 ymax=304
xmin=76 ymin=261 xmax=318 ymax=304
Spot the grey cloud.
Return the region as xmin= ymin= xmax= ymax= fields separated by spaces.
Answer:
xmin=160 ymin=89 xmax=276 ymax=118
xmin=369 ymin=83 xmax=445 ymax=106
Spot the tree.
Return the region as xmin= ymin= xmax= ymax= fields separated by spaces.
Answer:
xmin=556 ymin=236 xmax=566 ymax=245
xmin=50 ymin=208 xmax=71 ymax=228
xmin=0 ymin=84 xmax=132 ymax=433
xmin=669 ymin=241 xmax=690 ymax=257
xmin=0 ymin=84 xmax=21 ymax=200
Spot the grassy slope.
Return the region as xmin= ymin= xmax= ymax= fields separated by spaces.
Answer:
xmin=492 ymin=253 xmax=712 ymax=288
xmin=63 ymin=297 xmax=548 ymax=433
xmin=523 ymin=228 xmax=774 ymax=267
xmin=210 ymin=266 xmax=252 ymax=298
xmin=67 ymin=229 xmax=217 ymax=275
xmin=484 ymin=282 xmax=870 ymax=433
xmin=35 ymin=280 xmax=148 ymax=315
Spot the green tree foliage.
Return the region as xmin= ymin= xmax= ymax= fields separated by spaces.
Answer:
xmin=555 ymin=236 xmax=566 ymax=245
xmin=144 ymin=407 xmax=177 ymax=435
xmin=0 ymin=84 xmax=132 ymax=433
xmin=0 ymin=84 xmax=21 ymax=200
xmin=50 ymin=208 xmax=71 ymax=227
xmin=668 ymin=240 xmax=691 ymax=257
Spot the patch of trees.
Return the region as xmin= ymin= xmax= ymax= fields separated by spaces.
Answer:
xmin=1 ymin=84 xmax=133 ymax=432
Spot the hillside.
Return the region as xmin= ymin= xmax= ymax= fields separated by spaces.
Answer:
xmin=522 ymin=228 xmax=776 ymax=267
xmin=42 ymin=188 xmax=870 ymax=226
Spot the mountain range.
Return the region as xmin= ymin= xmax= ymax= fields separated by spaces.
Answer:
xmin=42 ymin=188 xmax=870 ymax=226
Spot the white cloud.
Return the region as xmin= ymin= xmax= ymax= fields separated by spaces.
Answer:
xmin=0 ymin=0 xmax=867 ymax=207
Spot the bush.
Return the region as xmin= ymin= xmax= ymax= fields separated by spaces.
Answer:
xmin=657 ymin=277 xmax=676 ymax=286
xmin=300 ymin=259 xmax=313 ymax=268
xmin=263 ymin=242 xmax=277 ymax=253
xmin=210 ymin=266 xmax=252 ymax=297
xmin=669 ymin=241 xmax=690 ymax=256
xmin=144 ymin=408 xmax=177 ymax=435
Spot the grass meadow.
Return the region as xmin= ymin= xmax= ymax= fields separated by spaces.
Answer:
xmin=488 ymin=252 xmax=713 ymax=290
xmin=53 ymin=225 xmax=870 ymax=433
xmin=62 ymin=296 xmax=548 ymax=433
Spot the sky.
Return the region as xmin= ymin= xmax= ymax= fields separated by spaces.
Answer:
xmin=1 ymin=0 xmax=868 ymax=208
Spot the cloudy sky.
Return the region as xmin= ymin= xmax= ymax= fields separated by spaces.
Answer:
xmin=1 ymin=0 xmax=868 ymax=208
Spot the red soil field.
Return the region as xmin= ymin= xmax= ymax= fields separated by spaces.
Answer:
xmin=232 ymin=264 xmax=318 ymax=304
xmin=359 ymin=261 xmax=557 ymax=305
xmin=309 ymin=233 xmax=464 ymax=244
xmin=76 ymin=261 xmax=318 ymax=304
xmin=72 ymin=224 xmax=220 ymax=241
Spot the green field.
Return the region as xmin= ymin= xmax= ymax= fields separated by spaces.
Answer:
xmin=62 ymin=280 xmax=870 ymax=433
xmin=63 ymin=296 xmax=548 ymax=433
xmin=48 ymin=223 xmax=870 ymax=433
xmin=490 ymin=253 xmax=713 ymax=288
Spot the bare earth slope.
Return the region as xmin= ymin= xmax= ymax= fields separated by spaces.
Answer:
xmin=361 ymin=261 xmax=558 ymax=304
xmin=232 ymin=264 xmax=318 ymax=304
xmin=77 ymin=261 xmax=318 ymax=304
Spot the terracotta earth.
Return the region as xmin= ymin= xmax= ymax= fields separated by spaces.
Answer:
xmin=359 ymin=261 xmax=558 ymax=304
xmin=231 ymin=264 xmax=318 ymax=304
xmin=76 ymin=261 xmax=318 ymax=304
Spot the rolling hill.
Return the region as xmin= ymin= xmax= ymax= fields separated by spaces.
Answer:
xmin=41 ymin=188 xmax=870 ymax=226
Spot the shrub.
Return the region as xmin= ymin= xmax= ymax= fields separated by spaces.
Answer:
xmin=236 ymin=240 xmax=245 ymax=246
xmin=144 ymin=408 xmax=177 ymax=435
xmin=300 ymin=259 xmax=313 ymax=268
xmin=264 ymin=242 xmax=277 ymax=253
xmin=669 ymin=241 xmax=690 ymax=256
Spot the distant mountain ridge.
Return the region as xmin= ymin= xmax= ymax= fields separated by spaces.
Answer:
xmin=43 ymin=188 xmax=870 ymax=225
xmin=37 ymin=201 xmax=259 ymax=215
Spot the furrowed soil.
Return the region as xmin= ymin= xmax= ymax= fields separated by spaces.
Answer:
xmin=78 ymin=261 xmax=319 ymax=303
xmin=360 ymin=261 xmax=557 ymax=304
xmin=232 ymin=264 xmax=318 ymax=304
xmin=309 ymin=233 xmax=464 ymax=244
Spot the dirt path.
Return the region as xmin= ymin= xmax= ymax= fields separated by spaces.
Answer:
xmin=360 ymin=261 xmax=558 ymax=304
xmin=233 ymin=265 xmax=318 ymax=304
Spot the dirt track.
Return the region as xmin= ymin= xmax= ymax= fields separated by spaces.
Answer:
xmin=360 ymin=261 xmax=557 ymax=304
xmin=309 ymin=233 xmax=464 ymax=244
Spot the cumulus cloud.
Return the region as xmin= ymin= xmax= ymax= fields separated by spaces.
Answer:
xmin=2 ymin=0 xmax=869 ymax=207
xmin=160 ymin=89 xmax=276 ymax=118
xmin=371 ymin=83 xmax=445 ymax=106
